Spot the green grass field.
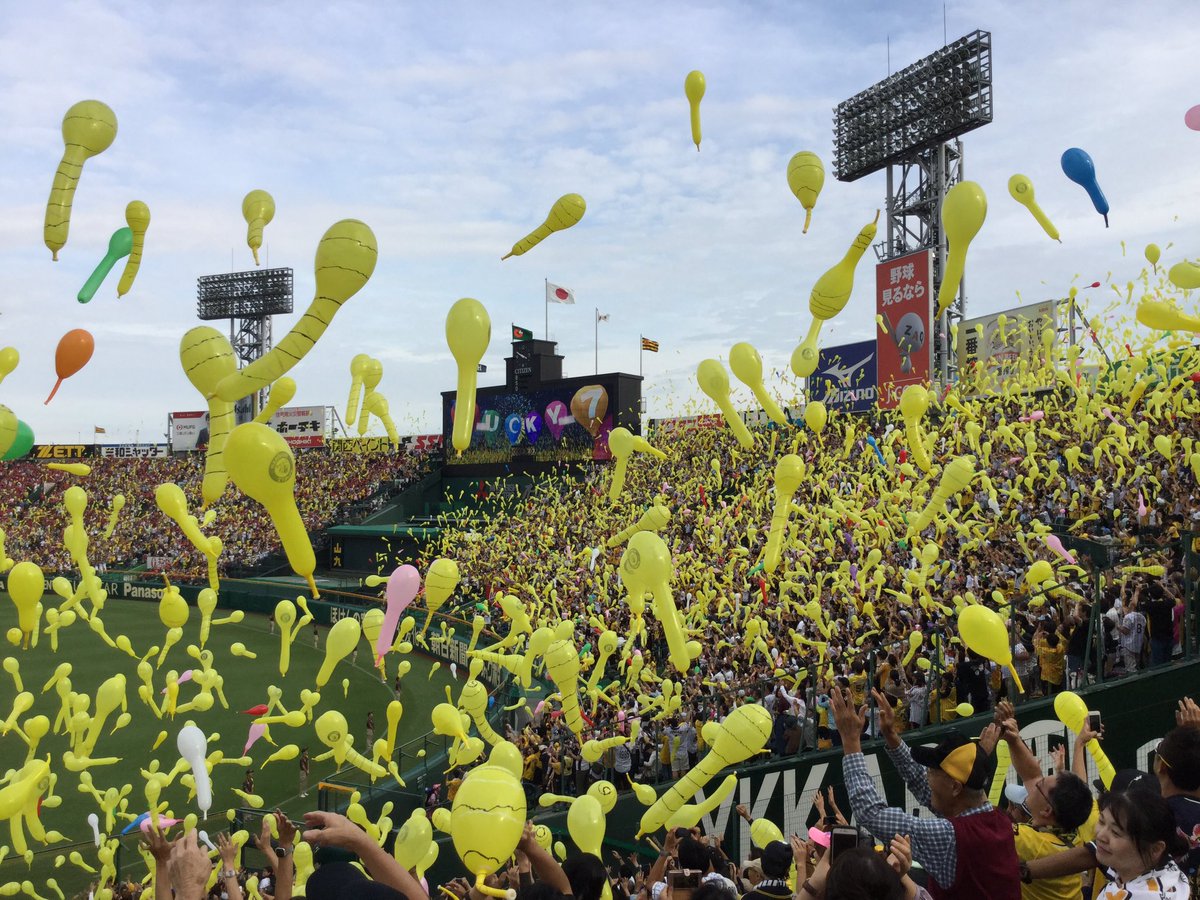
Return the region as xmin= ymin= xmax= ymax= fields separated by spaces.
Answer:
xmin=0 ymin=595 xmax=457 ymax=890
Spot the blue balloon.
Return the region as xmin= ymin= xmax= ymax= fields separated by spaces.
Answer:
xmin=1061 ymin=148 xmax=1109 ymax=226
xmin=504 ymin=413 xmax=524 ymax=446
xmin=121 ymin=812 xmax=150 ymax=835
xmin=865 ymin=435 xmax=886 ymax=467
xmin=523 ymin=411 xmax=543 ymax=445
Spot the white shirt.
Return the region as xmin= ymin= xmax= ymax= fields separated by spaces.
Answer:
xmin=1097 ymin=860 xmax=1187 ymax=899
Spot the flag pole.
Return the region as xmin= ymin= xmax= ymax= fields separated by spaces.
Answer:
xmin=544 ymin=278 xmax=548 ymax=340
xmin=594 ymin=307 xmax=599 ymax=375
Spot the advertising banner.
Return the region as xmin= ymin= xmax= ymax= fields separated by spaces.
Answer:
xmin=327 ymin=435 xmax=443 ymax=454
xmin=98 ymin=444 xmax=170 ymax=459
xmin=958 ymin=300 xmax=1058 ymax=396
xmin=808 ymin=339 xmax=878 ymax=412
xmin=170 ymin=411 xmax=209 ymax=451
xmin=267 ymin=405 xmax=326 ymax=448
xmin=32 ymin=444 xmax=94 ymax=459
xmin=875 ymin=249 xmax=932 ymax=408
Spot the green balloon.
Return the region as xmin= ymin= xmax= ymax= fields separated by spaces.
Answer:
xmin=2 ymin=420 xmax=34 ymax=460
xmin=78 ymin=226 xmax=133 ymax=304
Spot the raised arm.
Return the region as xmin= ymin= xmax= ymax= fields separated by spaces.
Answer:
xmin=517 ymin=821 xmax=572 ymax=896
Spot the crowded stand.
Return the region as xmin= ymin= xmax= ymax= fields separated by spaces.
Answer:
xmin=0 ymin=446 xmax=433 ymax=575
xmin=5 ymin=16 xmax=1200 ymax=900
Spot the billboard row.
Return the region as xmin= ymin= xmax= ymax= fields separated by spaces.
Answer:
xmin=172 ymin=406 xmax=327 ymax=450
xmin=809 ymin=339 xmax=878 ymax=413
xmin=268 ymin=405 xmax=326 ymax=448
xmin=875 ymin=249 xmax=933 ymax=408
xmin=958 ymin=300 xmax=1058 ymax=396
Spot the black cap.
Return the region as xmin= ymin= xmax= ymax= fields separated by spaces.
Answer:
xmin=305 ymin=862 xmax=407 ymax=900
xmin=1096 ymin=769 xmax=1159 ymax=796
xmin=760 ymin=841 xmax=793 ymax=878
xmin=910 ymin=732 xmax=993 ymax=791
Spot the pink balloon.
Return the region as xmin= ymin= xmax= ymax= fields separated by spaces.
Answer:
xmin=1186 ymin=105 xmax=1200 ymax=131
xmin=377 ymin=565 xmax=421 ymax=662
xmin=1138 ymin=491 xmax=1148 ymax=519
xmin=159 ymin=669 xmax=193 ymax=694
xmin=140 ymin=815 xmax=181 ymax=834
xmin=1020 ymin=410 xmax=1045 ymax=422
xmin=244 ymin=722 xmax=268 ymax=754
xmin=1044 ymin=534 xmax=1076 ymax=566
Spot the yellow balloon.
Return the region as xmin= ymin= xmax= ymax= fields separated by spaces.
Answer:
xmin=684 ymin=71 xmax=706 ymax=151
xmin=637 ymin=704 xmax=771 ymax=836
xmin=158 ymin=583 xmax=189 ymax=629
xmin=242 ymin=190 xmax=275 ymax=266
xmin=607 ymin=504 xmax=670 ymax=549
xmin=899 ymin=384 xmax=932 ymax=473
xmin=253 ymin=377 xmax=297 ymax=425
xmin=1054 ymin=691 xmax=1116 ymax=788
xmin=393 ymin=809 xmax=433 ymax=870
xmin=446 ymin=298 xmax=492 ymax=454
xmin=451 ymin=765 xmax=526 ymax=895
xmin=487 ymin=741 xmax=524 ymax=779
xmin=803 ymin=401 xmax=827 ymax=435
xmin=750 ymin=817 xmax=784 ymax=849
xmin=567 ymin=794 xmax=606 ymax=856
xmin=786 ymin=151 xmax=825 ymax=233
xmin=1006 ymin=175 xmax=1058 ymax=241
xmin=1026 ymin=560 xmax=1053 ymax=587
xmin=909 ymin=456 xmax=975 ymax=535
xmin=0 ymin=348 xmax=20 ymax=385
xmin=793 ymin=211 xmax=879 ymax=377
xmin=955 ymin=702 xmax=975 ymax=718
xmin=117 ymin=201 xmax=151 ymax=297
xmin=179 ymin=327 xmax=238 ymax=506
xmin=696 ymin=359 xmax=753 ymax=448
xmin=936 ymin=181 xmax=987 ymax=318
xmin=729 ymin=343 xmax=789 ymax=427
xmin=765 ymin=455 xmax=803 ymax=574
xmin=502 ymin=194 xmax=586 ymax=260
xmin=7 ymin=563 xmax=43 ymax=648
xmin=224 ymin=423 xmax=318 ymax=596
xmin=1137 ymin=298 xmax=1200 ymax=334
xmin=316 ymin=618 xmax=362 ymax=688
xmin=214 ymin=220 xmax=378 ymax=402
xmin=1168 ymin=261 xmax=1200 ymax=291
xmin=44 ymin=100 xmax=118 ymax=260
xmin=621 ymin=532 xmax=693 ymax=673
xmin=0 ymin=406 xmax=16 ymax=459
xmin=958 ymin=604 xmax=1021 ymax=693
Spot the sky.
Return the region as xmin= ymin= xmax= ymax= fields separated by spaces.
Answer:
xmin=1 ymin=1 xmax=1197 ymax=443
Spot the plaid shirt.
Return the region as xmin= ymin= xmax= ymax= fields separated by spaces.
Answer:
xmin=842 ymin=743 xmax=996 ymax=889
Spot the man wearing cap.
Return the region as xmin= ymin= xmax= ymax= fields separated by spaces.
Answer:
xmin=739 ymin=842 xmax=792 ymax=900
xmin=830 ymin=687 xmax=1021 ymax=899
xmin=992 ymin=700 xmax=1097 ymax=900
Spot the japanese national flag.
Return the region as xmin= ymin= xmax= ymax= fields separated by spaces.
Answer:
xmin=546 ymin=282 xmax=575 ymax=304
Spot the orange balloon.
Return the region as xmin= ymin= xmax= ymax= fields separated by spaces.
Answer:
xmin=45 ymin=328 xmax=95 ymax=404
xmin=570 ymin=386 xmax=609 ymax=437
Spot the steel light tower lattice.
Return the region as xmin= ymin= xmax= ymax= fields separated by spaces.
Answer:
xmin=196 ymin=268 xmax=294 ymax=416
xmin=833 ymin=30 xmax=993 ymax=384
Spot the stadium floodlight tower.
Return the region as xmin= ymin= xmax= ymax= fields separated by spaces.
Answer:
xmin=196 ymin=268 xmax=294 ymax=416
xmin=833 ymin=30 xmax=993 ymax=383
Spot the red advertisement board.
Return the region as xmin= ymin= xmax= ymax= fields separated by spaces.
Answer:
xmin=875 ymin=249 xmax=932 ymax=408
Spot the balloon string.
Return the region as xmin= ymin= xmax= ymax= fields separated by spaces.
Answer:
xmin=44 ymin=378 xmax=64 ymax=405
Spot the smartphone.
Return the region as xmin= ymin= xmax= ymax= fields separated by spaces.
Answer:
xmin=829 ymin=826 xmax=858 ymax=862
xmin=1087 ymin=710 xmax=1102 ymax=732
xmin=667 ymin=871 xmax=700 ymax=890
xmin=667 ymin=869 xmax=700 ymax=900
